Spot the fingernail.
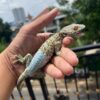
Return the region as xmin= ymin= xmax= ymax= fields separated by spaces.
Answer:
xmin=66 ymin=69 xmax=74 ymax=76
xmin=67 ymin=37 xmax=74 ymax=42
xmin=48 ymin=32 xmax=54 ymax=37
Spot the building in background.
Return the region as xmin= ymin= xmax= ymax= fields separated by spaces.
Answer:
xmin=11 ymin=8 xmax=66 ymax=34
xmin=31 ymin=8 xmax=66 ymax=33
xmin=43 ymin=14 xmax=66 ymax=33
xmin=12 ymin=7 xmax=26 ymax=25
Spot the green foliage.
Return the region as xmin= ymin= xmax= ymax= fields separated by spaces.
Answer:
xmin=0 ymin=18 xmax=13 ymax=43
xmin=57 ymin=0 xmax=69 ymax=5
xmin=57 ymin=0 xmax=100 ymax=45
xmin=73 ymin=0 xmax=100 ymax=44
xmin=0 ymin=39 xmax=7 ymax=52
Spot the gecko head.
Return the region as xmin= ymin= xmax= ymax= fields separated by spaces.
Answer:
xmin=60 ymin=23 xmax=85 ymax=37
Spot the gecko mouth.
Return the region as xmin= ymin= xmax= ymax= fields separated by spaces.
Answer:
xmin=76 ymin=30 xmax=85 ymax=36
xmin=76 ymin=32 xmax=81 ymax=35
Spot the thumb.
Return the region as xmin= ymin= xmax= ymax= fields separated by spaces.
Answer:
xmin=62 ymin=36 xmax=74 ymax=47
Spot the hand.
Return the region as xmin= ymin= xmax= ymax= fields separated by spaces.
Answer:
xmin=1 ymin=8 xmax=78 ymax=79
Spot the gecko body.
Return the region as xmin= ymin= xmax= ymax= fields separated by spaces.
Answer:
xmin=16 ymin=24 xmax=85 ymax=87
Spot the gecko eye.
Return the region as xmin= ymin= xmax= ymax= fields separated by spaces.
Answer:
xmin=73 ymin=26 xmax=78 ymax=30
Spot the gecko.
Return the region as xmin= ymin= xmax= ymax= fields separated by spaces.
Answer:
xmin=15 ymin=23 xmax=85 ymax=88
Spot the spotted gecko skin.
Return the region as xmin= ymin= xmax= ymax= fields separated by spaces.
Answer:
xmin=16 ymin=24 xmax=85 ymax=87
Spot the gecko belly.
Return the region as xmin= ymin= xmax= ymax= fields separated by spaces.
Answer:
xmin=26 ymin=50 xmax=52 ymax=75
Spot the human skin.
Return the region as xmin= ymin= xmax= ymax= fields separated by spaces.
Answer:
xmin=0 ymin=8 xmax=78 ymax=100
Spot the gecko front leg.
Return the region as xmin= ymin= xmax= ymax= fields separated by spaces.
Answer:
xmin=54 ymin=41 xmax=62 ymax=56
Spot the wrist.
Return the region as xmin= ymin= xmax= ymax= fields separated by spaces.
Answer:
xmin=0 ymin=50 xmax=19 ymax=80
xmin=0 ymin=50 xmax=18 ymax=99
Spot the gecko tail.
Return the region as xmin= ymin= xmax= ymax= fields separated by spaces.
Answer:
xmin=17 ymin=72 xmax=28 ymax=90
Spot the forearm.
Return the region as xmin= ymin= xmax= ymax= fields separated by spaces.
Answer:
xmin=0 ymin=51 xmax=17 ymax=100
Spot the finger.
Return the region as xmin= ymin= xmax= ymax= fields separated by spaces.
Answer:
xmin=34 ymin=8 xmax=50 ymax=20
xmin=62 ymin=36 xmax=74 ymax=47
xmin=37 ymin=32 xmax=53 ymax=41
xmin=20 ymin=8 xmax=59 ymax=34
xmin=60 ymin=47 xmax=79 ymax=66
xmin=43 ymin=64 xmax=64 ymax=79
xmin=52 ymin=56 xmax=74 ymax=76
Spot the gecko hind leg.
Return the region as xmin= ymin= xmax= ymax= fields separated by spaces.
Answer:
xmin=15 ymin=53 xmax=32 ymax=91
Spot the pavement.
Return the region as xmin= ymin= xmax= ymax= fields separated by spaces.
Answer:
xmin=9 ymin=87 xmax=100 ymax=100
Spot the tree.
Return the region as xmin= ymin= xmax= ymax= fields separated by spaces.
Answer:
xmin=56 ymin=0 xmax=100 ymax=44
xmin=0 ymin=39 xmax=7 ymax=52
xmin=73 ymin=0 xmax=100 ymax=43
xmin=0 ymin=18 xmax=13 ymax=43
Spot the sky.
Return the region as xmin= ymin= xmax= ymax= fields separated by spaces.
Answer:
xmin=0 ymin=0 xmax=74 ymax=23
xmin=0 ymin=0 xmax=58 ymax=22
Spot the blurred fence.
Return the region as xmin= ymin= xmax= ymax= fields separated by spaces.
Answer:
xmin=10 ymin=43 xmax=100 ymax=100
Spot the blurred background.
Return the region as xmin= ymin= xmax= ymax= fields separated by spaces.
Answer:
xmin=0 ymin=0 xmax=100 ymax=51
xmin=0 ymin=0 xmax=100 ymax=100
